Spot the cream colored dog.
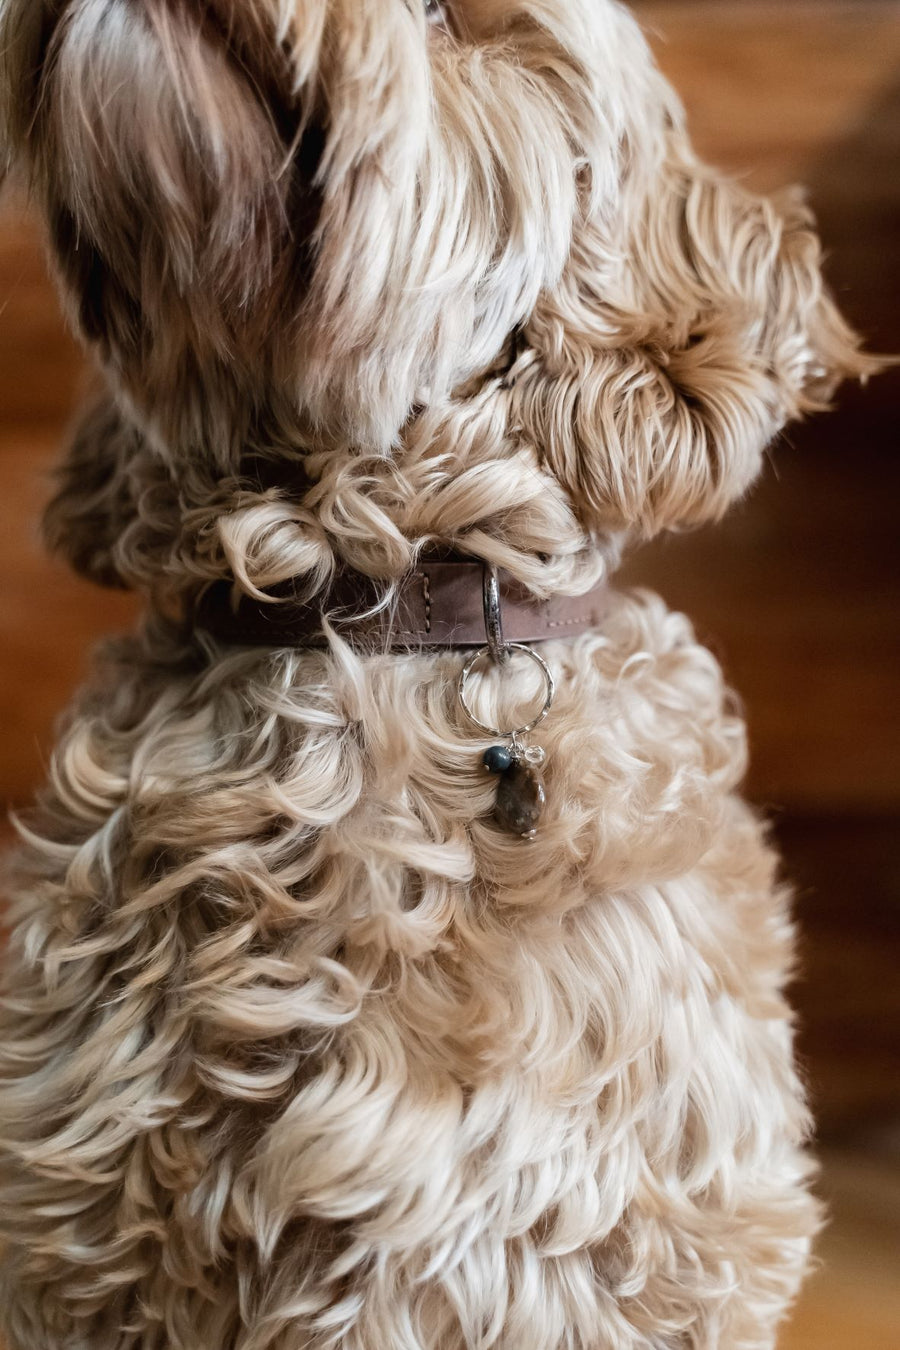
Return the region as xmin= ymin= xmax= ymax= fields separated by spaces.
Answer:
xmin=0 ymin=2 xmax=874 ymax=1347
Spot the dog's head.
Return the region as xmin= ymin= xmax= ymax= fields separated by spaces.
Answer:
xmin=1 ymin=0 xmax=873 ymax=593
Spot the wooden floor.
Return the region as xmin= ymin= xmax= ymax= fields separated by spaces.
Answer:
xmin=0 ymin=3 xmax=898 ymax=1345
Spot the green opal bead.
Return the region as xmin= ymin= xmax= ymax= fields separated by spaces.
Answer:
xmin=483 ymin=744 xmax=513 ymax=774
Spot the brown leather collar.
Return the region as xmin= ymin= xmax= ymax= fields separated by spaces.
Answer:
xmin=195 ymin=560 xmax=612 ymax=651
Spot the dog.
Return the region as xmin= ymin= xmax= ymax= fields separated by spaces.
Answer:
xmin=0 ymin=2 xmax=876 ymax=1347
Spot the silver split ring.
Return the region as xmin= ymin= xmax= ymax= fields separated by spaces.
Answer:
xmin=458 ymin=643 xmax=556 ymax=739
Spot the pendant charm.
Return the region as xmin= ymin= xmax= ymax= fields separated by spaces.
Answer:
xmin=484 ymin=742 xmax=547 ymax=840
xmin=458 ymin=566 xmax=557 ymax=843
xmin=460 ymin=633 xmax=554 ymax=841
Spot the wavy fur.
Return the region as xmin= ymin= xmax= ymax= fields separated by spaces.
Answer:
xmin=0 ymin=1 xmax=874 ymax=1346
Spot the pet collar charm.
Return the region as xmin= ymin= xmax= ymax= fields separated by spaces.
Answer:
xmin=458 ymin=567 xmax=555 ymax=840
xmin=486 ymin=745 xmax=547 ymax=838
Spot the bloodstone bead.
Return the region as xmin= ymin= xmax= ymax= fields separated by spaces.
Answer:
xmin=494 ymin=761 xmax=546 ymax=838
xmin=483 ymin=744 xmax=513 ymax=775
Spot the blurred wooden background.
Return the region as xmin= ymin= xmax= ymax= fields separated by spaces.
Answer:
xmin=626 ymin=0 xmax=900 ymax=1141
xmin=627 ymin=7 xmax=900 ymax=1345
xmin=0 ymin=2 xmax=898 ymax=1346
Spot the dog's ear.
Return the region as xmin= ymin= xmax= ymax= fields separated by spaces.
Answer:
xmin=0 ymin=0 xmax=299 ymax=368
xmin=511 ymin=56 xmax=878 ymax=538
xmin=1 ymin=0 xmax=598 ymax=453
xmin=0 ymin=0 xmax=40 ymax=186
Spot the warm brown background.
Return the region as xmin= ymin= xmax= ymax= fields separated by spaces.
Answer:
xmin=0 ymin=2 xmax=898 ymax=1346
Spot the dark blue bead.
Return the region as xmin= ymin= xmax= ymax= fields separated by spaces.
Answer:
xmin=483 ymin=745 xmax=513 ymax=775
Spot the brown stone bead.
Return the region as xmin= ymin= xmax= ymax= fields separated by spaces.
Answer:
xmin=494 ymin=760 xmax=546 ymax=838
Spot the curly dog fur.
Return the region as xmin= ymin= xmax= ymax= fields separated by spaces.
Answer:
xmin=0 ymin=2 xmax=876 ymax=1346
